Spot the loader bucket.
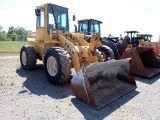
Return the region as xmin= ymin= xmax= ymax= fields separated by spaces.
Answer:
xmin=71 ymin=59 xmax=136 ymax=109
xmin=121 ymin=46 xmax=160 ymax=77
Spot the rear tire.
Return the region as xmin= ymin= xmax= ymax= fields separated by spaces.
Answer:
xmin=97 ymin=45 xmax=114 ymax=61
xmin=44 ymin=47 xmax=71 ymax=85
xmin=20 ymin=45 xmax=37 ymax=70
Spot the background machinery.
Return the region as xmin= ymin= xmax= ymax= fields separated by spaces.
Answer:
xmin=138 ymin=34 xmax=160 ymax=56
xmin=20 ymin=3 xmax=136 ymax=109
xmin=119 ymin=31 xmax=160 ymax=77
xmin=77 ymin=19 xmax=160 ymax=77
xmin=77 ymin=19 xmax=119 ymax=60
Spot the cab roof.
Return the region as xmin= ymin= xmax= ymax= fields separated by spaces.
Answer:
xmin=37 ymin=3 xmax=68 ymax=9
xmin=124 ymin=31 xmax=139 ymax=33
xmin=77 ymin=19 xmax=103 ymax=23
xmin=137 ymin=34 xmax=153 ymax=36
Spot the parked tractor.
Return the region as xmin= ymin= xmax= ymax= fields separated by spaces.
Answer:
xmin=77 ymin=19 xmax=119 ymax=60
xmin=20 ymin=3 xmax=136 ymax=109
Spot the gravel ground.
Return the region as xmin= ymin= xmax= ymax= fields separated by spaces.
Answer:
xmin=0 ymin=54 xmax=160 ymax=120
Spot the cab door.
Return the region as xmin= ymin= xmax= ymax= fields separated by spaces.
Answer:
xmin=36 ymin=8 xmax=45 ymax=41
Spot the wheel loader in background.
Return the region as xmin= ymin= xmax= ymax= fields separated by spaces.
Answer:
xmin=77 ymin=19 xmax=160 ymax=77
xmin=77 ymin=19 xmax=119 ymax=60
xmin=105 ymin=31 xmax=160 ymax=77
xmin=119 ymin=31 xmax=160 ymax=77
xmin=20 ymin=3 xmax=137 ymax=109
xmin=138 ymin=34 xmax=160 ymax=56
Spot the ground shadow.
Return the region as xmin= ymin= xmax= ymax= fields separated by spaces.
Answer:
xmin=134 ymin=74 xmax=160 ymax=85
xmin=16 ymin=63 xmax=72 ymax=99
xmin=71 ymin=90 xmax=139 ymax=120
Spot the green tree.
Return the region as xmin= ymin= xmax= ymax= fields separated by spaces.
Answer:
xmin=11 ymin=32 xmax=17 ymax=41
xmin=27 ymin=30 xmax=32 ymax=33
xmin=0 ymin=32 xmax=7 ymax=41
xmin=7 ymin=26 xmax=15 ymax=38
xmin=6 ymin=26 xmax=31 ymax=41
xmin=15 ymin=27 xmax=27 ymax=41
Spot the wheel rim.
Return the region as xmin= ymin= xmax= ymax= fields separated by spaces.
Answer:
xmin=22 ymin=51 xmax=27 ymax=65
xmin=101 ymin=51 xmax=106 ymax=61
xmin=47 ymin=56 xmax=58 ymax=76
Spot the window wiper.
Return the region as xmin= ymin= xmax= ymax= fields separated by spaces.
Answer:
xmin=51 ymin=6 xmax=58 ymax=29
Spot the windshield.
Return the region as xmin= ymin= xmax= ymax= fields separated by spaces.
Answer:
xmin=141 ymin=36 xmax=152 ymax=41
xmin=48 ymin=4 xmax=69 ymax=33
xmin=78 ymin=20 xmax=101 ymax=35
xmin=78 ymin=21 xmax=88 ymax=34
xmin=90 ymin=21 xmax=101 ymax=34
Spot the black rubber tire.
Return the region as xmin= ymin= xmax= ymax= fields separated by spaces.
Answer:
xmin=96 ymin=49 xmax=104 ymax=62
xmin=20 ymin=45 xmax=37 ymax=70
xmin=44 ymin=47 xmax=71 ymax=85
xmin=97 ymin=45 xmax=114 ymax=61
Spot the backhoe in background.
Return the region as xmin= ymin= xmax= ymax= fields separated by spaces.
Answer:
xmin=77 ymin=19 xmax=160 ymax=77
xmin=20 ymin=3 xmax=136 ymax=109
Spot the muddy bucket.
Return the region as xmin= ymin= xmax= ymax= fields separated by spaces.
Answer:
xmin=121 ymin=47 xmax=160 ymax=77
xmin=71 ymin=58 xmax=137 ymax=109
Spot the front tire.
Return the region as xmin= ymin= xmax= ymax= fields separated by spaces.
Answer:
xmin=44 ymin=47 xmax=71 ymax=85
xmin=96 ymin=49 xmax=104 ymax=62
xmin=20 ymin=45 xmax=36 ymax=70
xmin=97 ymin=45 xmax=114 ymax=61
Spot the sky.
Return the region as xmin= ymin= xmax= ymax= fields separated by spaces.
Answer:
xmin=0 ymin=0 xmax=160 ymax=41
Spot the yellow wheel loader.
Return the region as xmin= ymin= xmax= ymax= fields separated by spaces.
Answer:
xmin=20 ymin=3 xmax=136 ymax=109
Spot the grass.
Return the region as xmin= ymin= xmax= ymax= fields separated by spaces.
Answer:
xmin=0 ymin=41 xmax=26 ymax=52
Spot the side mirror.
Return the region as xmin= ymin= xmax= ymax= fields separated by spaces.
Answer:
xmin=35 ymin=9 xmax=40 ymax=16
xmin=73 ymin=15 xmax=76 ymax=21
xmin=74 ymin=24 xmax=77 ymax=33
